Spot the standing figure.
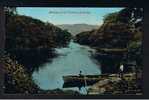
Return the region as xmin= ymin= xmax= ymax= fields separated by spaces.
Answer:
xmin=79 ymin=70 xmax=83 ymax=76
xmin=119 ymin=64 xmax=124 ymax=78
xmin=78 ymin=71 xmax=83 ymax=90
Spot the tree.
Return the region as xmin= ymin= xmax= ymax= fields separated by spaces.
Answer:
xmin=0 ymin=7 xmax=5 ymax=49
xmin=118 ymin=8 xmax=143 ymax=27
xmin=5 ymin=7 xmax=17 ymax=16
xmin=118 ymin=8 xmax=143 ymax=80
xmin=103 ymin=12 xmax=119 ymax=23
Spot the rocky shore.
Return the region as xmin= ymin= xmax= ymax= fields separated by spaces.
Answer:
xmin=88 ymin=47 xmax=142 ymax=95
xmin=87 ymin=73 xmax=142 ymax=95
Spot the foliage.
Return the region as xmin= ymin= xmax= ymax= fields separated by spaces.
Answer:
xmin=0 ymin=52 xmax=39 ymax=93
xmin=3 ymin=7 xmax=74 ymax=93
xmin=5 ymin=9 xmax=72 ymax=72
xmin=76 ymin=22 xmax=133 ymax=48
xmin=0 ymin=51 xmax=80 ymax=94
xmin=118 ymin=8 xmax=143 ymax=25
xmin=103 ymin=12 xmax=119 ymax=23
xmin=75 ymin=7 xmax=143 ymax=74
xmin=5 ymin=7 xmax=17 ymax=17
xmin=74 ymin=30 xmax=95 ymax=45
xmin=76 ymin=7 xmax=143 ymax=49
xmin=6 ymin=15 xmax=71 ymax=49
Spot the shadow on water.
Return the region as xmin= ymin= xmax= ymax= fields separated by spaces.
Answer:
xmin=7 ymin=48 xmax=57 ymax=74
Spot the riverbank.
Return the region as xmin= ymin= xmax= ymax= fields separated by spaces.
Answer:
xmin=90 ymin=47 xmax=142 ymax=96
xmin=88 ymin=73 xmax=142 ymax=95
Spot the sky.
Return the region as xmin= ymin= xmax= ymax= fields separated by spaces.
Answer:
xmin=17 ymin=7 xmax=124 ymax=25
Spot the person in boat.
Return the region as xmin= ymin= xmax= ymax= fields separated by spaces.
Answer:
xmin=79 ymin=70 xmax=83 ymax=77
xmin=119 ymin=63 xmax=124 ymax=78
xmin=78 ymin=70 xmax=83 ymax=90
xmin=78 ymin=71 xmax=89 ymax=93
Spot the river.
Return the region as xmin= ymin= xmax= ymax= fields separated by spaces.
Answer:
xmin=32 ymin=41 xmax=101 ymax=94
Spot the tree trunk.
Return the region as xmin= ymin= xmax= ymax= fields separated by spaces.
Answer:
xmin=0 ymin=7 xmax=5 ymax=94
xmin=0 ymin=7 xmax=5 ymax=49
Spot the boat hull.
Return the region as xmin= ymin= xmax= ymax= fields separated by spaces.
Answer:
xmin=63 ymin=75 xmax=102 ymax=88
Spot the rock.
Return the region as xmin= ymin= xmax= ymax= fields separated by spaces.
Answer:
xmin=87 ymin=73 xmax=142 ymax=95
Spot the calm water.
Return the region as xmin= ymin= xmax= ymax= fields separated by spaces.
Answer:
xmin=32 ymin=41 xmax=101 ymax=93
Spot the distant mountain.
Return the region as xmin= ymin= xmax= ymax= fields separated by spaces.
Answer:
xmin=58 ymin=24 xmax=99 ymax=36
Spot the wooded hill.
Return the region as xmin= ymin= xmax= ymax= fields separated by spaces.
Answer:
xmin=75 ymin=8 xmax=143 ymax=73
xmin=6 ymin=11 xmax=72 ymax=49
xmin=75 ymin=8 xmax=142 ymax=48
xmin=5 ymin=8 xmax=72 ymax=72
